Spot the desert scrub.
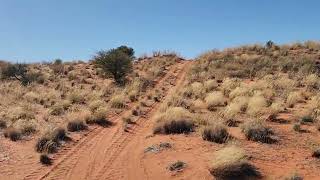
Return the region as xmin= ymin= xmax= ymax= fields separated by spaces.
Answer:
xmin=202 ymin=124 xmax=230 ymax=143
xmin=224 ymin=96 xmax=248 ymax=119
xmin=88 ymin=100 xmax=106 ymax=112
xmin=220 ymin=78 xmax=240 ymax=96
xmin=0 ymin=120 xmax=7 ymax=129
xmin=40 ymin=154 xmax=52 ymax=165
xmin=293 ymin=123 xmax=301 ymax=132
xmin=304 ymin=74 xmax=320 ymax=90
xmin=35 ymin=127 xmax=67 ymax=153
xmin=300 ymin=115 xmax=314 ymax=124
xmin=246 ymin=95 xmax=267 ymax=116
xmin=109 ymin=94 xmax=126 ymax=108
xmin=4 ymin=127 xmax=22 ymax=141
xmin=153 ymin=107 xmax=194 ymax=134
xmin=209 ymin=146 xmax=260 ymax=179
xmin=87 ymin=107 xmax=111 ymax=127
xmin=190 ymin=82 xmax=205 ymax=98
xmin=14 ymin=119 xmax=38 ymax=135
xmin=49 ymin=100 xmax=71 ymax=115
xmin=287 ymin=91 xmax=303 ymax=108
xmin=204 ymin=79 xmax=218 ymax=92
xmin=67 ymin=90 xmax=85 ymax=104
xmin=205 ymin=91 xmax=226 ymax=110
xmin=241 ymin=120 xmax=276 ymax=143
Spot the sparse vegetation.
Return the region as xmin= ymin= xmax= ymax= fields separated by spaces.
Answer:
xmin=202 ymin=124 xmax=230 ymax=143
xmin=209 ymin=146 xmax=261 ymax=179
xmin=4 ymin=127 xmax=22 ymax=141
xmin=241 ymin=120 xmax=276 ymax=143
xmin=67 ymin=120 xmax=87 ymax=132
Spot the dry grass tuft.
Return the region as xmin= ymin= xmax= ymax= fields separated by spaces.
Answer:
xmin=109 ymin=94 xmax=126 ymax=109
xmin=205 ymin=91 xmax=226 ymax=110
xmin=209 ymin=146 xmax=261 ymax=179
xmin=241 ymin=120 xmax=276 ymax=143
xmin=246 ymin=95 xmax=267 ymax=116
xmin=4 ymin=127 xmax=22 ymax=141
xmin=202 ymin=123 xmax=230 ymax=143
xmin=287 ymin=91 xmax=304 ymax=108
xmin=153 ymin=107 xmax=194 ymax=134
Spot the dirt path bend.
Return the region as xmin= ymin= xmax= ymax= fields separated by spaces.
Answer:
xmin=23 ymin=60 xmax=191 ymax=180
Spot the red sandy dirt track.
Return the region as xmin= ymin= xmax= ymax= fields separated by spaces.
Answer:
xmin=20 ymin=61 xmax=193 ymax=180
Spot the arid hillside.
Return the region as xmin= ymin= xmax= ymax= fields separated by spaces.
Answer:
xmin=1 ymin=41 xmax=320 ymax=180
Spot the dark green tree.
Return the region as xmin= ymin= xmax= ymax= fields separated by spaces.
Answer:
xmin=94 ymin=46 xmax=134 ymax=85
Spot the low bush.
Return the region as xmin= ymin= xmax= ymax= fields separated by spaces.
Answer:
xmin=202 ymin=124 xmax=230 ymax=143
xmin=241 ymin=120 xmax=276 ymax=143
xmin=4 ymin=127 xmax=21 ymax=141
xmin=86 ymin=108 xmax=111 ymax=127
xmin=287 ymin=91 xmax=303 ymax=108
xmin=35 ymin=137 xmax=59 ymax=153
xmin=153 ymin=119 xmax=194 ymax=134
xmin=40 ymin=154 xmax=52 ymax=165
xmin=0 ymin=120 xmax=7 ymax=129
xmin=209 ymin=146 xmax=261 ymax=179
xmin=293 ymin=123 xmax=301 ymax=132
xmin=109 ymin=94 xmax=126 ymax=108
xmin=205 ymin=91 xmax=226 ymax=110
xmin=67 ymin=120 xmax=87 ymax=132
xmin=300 ymin=115 xmax=313 ymax=124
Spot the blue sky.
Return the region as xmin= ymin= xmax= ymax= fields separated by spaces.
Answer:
xmin=0 ymin=0 xmax=320 ymax=62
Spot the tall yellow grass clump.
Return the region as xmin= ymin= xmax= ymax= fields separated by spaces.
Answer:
xmin=221 ymin=78 xmax=240 ymax=96
xmin=246 ymin=95 xmax=267 ymax=116
xmin=286 ymin=91 xmax=303 ymax=108
xmin=304 ymin=74 xmax=320 ymax=90
xmin=153 ymin=107 xmax=194 ymax=134
xmin=191 ymin=82 xmax=205 ymax=98
xmin=204 ymin=79 xmax=218 ymax=92
xmin=205 ymin=91 xmax=226 ymax=110
xmin=224 ymin=96 xmax=248 ymax=118
xmin=109 ymin=93 xmax=126 ymax=108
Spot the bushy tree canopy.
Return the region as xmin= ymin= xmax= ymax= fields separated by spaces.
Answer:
xmin=94 ymin=46 xmax=134 ymax=85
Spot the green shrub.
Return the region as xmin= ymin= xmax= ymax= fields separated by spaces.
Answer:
xmin=94 ymin=46 xmax=134 ymax=85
